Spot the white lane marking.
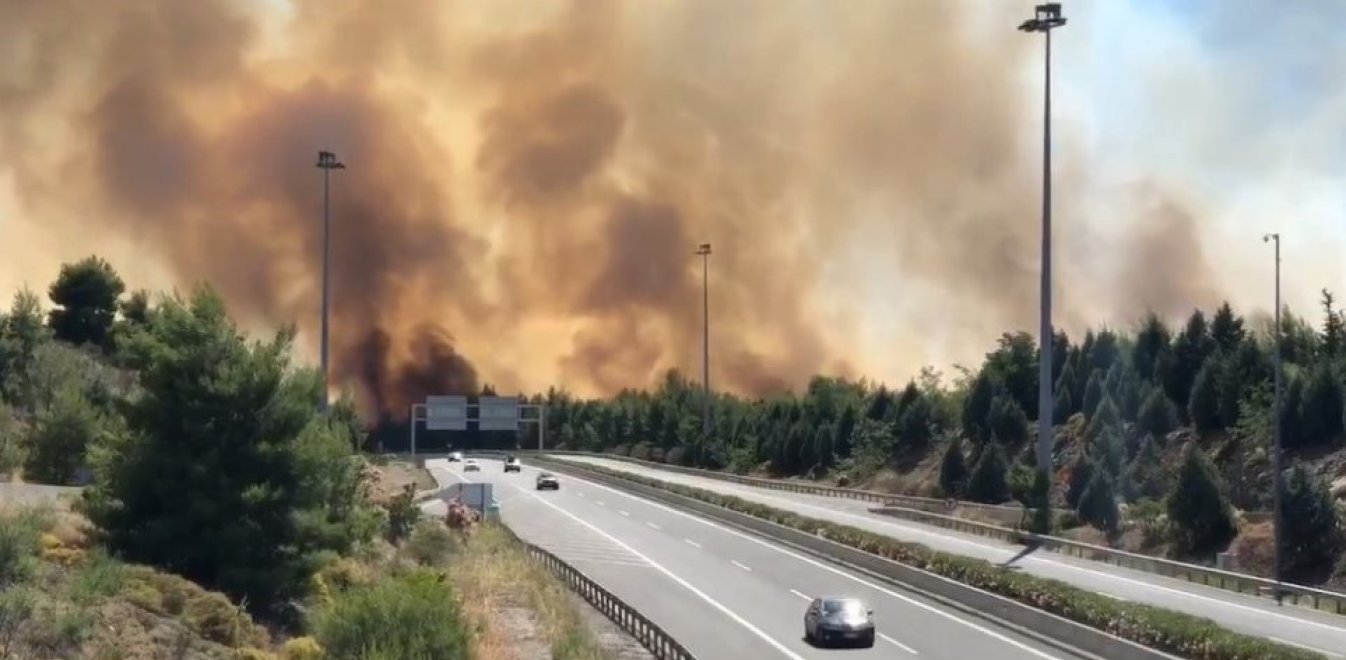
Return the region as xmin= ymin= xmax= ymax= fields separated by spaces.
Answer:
xmin=731 ymin=560 xmax=752 ymax=572
xmin=685 ymin=539 xmax=702 ymax=548
xmin=577 ymin=459 xmax=1346 ymax=636
xmin=790 ymin=589 xmax=811 ymax=601
xmin=507 ymin=480 xmax=808 ymax=660
xmin=646 ymin=521 xmax=661 ymax=530
xmin=1099 ymin=592 xmax=1128 ymax=602
xmin=619 ymin=509 xmax=629 ymax=517
xmin=879 ymin=633 xmax=919 ymax=655
xmin=577 ymin=492 xmax=586 ymax=498
xmin=596 ymin=500 xmax=606 ymax=507
xmin=557 ymin=466 xmax=1068 ymax=660
xmin=1268 ymin=636 xmax=1344 ymax=658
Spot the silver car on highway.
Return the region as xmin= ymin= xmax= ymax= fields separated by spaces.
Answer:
xmin=804 ymin=596 xmax=875 ymax=648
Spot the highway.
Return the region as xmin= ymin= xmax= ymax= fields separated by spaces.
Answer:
xmin=421 ymin=457 xmax=1088 ymax=660
xmin=554 ymin=455 xmax=1346 ymax=659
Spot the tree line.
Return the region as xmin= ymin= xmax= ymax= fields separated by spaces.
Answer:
xmin=526 ymin=297 xmax=1346 ymax=580
xmin=3 ymin=255 xmax=1342 ymax=584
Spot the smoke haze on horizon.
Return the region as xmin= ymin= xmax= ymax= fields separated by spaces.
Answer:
xmin=0 ymin=0 xmax=1340 ymax=417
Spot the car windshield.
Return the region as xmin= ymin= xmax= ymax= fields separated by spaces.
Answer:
xmin=822 ymin=600 xmax=865 ymax=616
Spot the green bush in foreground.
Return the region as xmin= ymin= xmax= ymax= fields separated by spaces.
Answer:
xmin=311 ymin=567 xmax=472 ymax=660
xmin=555 ymin=460 xmax=1322 ymax=660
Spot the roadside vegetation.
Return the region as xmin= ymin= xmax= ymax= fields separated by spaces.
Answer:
xmin=526 ymin=300 xmax=1346 ymax=588
xmin=0 ymin=256 xmax=619 ymax=659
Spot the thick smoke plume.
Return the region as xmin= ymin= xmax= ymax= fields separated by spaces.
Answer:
xmin=0 ymin=0 xmax=1224 ymax=418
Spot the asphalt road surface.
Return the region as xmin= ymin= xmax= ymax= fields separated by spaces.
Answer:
xmin=554 ymin=455 xmax=1346 ymax=659
xmin=422 ymin=457 xmax=1088 ymax=660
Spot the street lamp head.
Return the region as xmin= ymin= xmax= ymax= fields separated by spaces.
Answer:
xmin=316 ymin=150 xmax=346 ymax=169
xmin=696 ymin=243 xmax=712 ymax=256
xmin=1019 ymin=2 xmax=1067 ymax=32
xmin=1264 ymin=233 xmax=1279 ymax=243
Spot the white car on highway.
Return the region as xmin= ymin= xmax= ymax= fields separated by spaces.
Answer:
xmin=463 ymin=458 xmax=480 ymax=472
xmin=448 ymin=451 xmax=464 ymax=462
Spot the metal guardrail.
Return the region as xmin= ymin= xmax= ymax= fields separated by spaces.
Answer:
xmin=869 ymin=505 xmax=1346 ymax=617
xmin=524 ymin=542 xmax=697 ymax=660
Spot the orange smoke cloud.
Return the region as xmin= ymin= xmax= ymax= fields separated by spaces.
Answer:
xmin=0 ymin=0 xmax=1223 ymax=418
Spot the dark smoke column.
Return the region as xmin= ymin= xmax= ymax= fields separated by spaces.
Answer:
xmin=316 ymin=150 xmax=346 ymax=412
xmin=1018 ymin=3 xmax=1066 ymax=479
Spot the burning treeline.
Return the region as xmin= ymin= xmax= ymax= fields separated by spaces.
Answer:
xmin=0 ymin=0 xmax=1220 ymax=420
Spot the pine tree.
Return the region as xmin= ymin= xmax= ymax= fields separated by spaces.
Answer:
xmin=1052 ymin=384 xmax=1073 ymax=425
xmin=1087 ymin=330 xmax=1122 ymax=377
xmin=834 ymin=405 xmax=858 ymax=459
xmin=895 ymin=393 xmax=935 ymax=449
xmin=1054 ymin=362 xmax=1078 ymax=418
xmin=1082 ymin=370 xmax=1105 ymax=418
xmin=1119 ymin=372 xmax=1145 ymax=422
xmin=1085 ymin=394 xmax=1122 ymax=445
xmin=1137 ymin=388 xmax=1178 ymax=437
xmin=1280 ymin=374 xmax=1305 ymax=449
xmin=962 ymin=373 xmax=995 ymax=445
xmin=1280 ymin=464 xmax=1345 ymax=577
xmin=939 ymin=437 xmax=970 ymax=498
xmin=1094 ymin=427 xmax=1128 ymax=482
xmin=1321 ymin=289 xmax=1346 ymax=358
xmin=1167 ymin=443 xmax=1237 ymax=556
xmin=1189 ymin=356 xmax=1223 ymax=433
xmin=987 ymin=394 xmax=1029 ymax=447
xmin=1065 ymin=454 xmax=1095 ymax=509
xmin=1133 ymin=312 xmax=1172 ymax=383
xmin=1078 ymin=471 xmax=1120 ymax=538
xmin=865 ymin=387 xmax=896 ymax=422
xmin=1125 ymin=435 xmax=1168 ymax=501
xmin=1162 ymin=310 xmax=1214 ymax=416
xmin=1210 ymin=302 xmax=1246 ymax=354
xmin=1297 ymin=363 xmax=1344 ymax=445
xmin=966 ymin=440 xmax=1010 ymax=504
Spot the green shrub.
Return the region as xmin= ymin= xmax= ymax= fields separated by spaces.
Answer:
xmin=282 ymin=636 xmax=325 ymax=659
xmin=384 ymin=483 xmax=419 ymax=544
xmin=405 ymin=520 xmax=457 ymax=567
xmin=558 ymin=460 xmax=1323 ymax=660
xmin=0 ymin=405 xmax=24 ymax=477
xmin=0 ymin=507 xmax=51 ymax=586
xmin=67 ymin=548 xmax=128 ymax=605
xmin=0 ymin=587 xmax=35 ymax=655
xmin=311 ymin=567 xmax=472 ymax=659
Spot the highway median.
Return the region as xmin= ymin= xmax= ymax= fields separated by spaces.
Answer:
xmin=533 ymin=455 xmax=1328 ymax=660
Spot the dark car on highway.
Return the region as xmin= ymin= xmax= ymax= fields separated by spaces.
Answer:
xmin=535 ymin=472 xmax=559 ymax=490
xmin=804 ymin=597 xmax=875 ymax=647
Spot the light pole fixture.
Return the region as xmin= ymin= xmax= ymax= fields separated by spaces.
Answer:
xmin=696 ymin=243 xmax=712 ymax=446
xmin=316 ymin=150 xmax=346 ymax=413
xmin=1264 ymin=232 xmax=1284 ymax=603
xmin=1019 ymin=3 xmax=1067 ymax=480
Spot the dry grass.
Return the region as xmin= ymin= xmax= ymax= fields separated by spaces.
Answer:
xmin=0 ymin=505 xmax=276 ymax=660
xmin=433 ymin=522 xmax=608 ymax=660
xmin=367 ymin=461 xmax=435 ymax=506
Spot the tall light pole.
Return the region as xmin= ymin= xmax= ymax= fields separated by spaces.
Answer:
xmin=317 ymin=150 xmax=346 ymax=413
xmin=1264 ymin=232 xmax=1284 ymax=603
xmin=696 ymin=243 xmax=712 ymax=445
xmin=1019 ymin=3 xmax=1067 ymax=479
